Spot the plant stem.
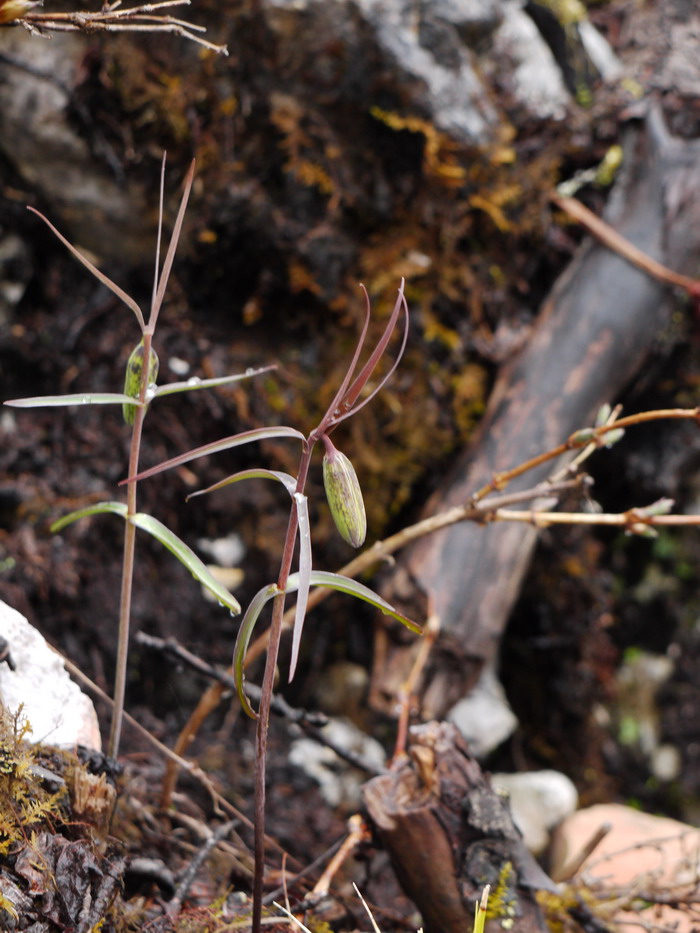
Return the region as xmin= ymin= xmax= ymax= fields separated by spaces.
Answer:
xmin=108 ymin=332 xmax=152 ymax=759
xmin=252 ymin=441 xmax=313 ymax=933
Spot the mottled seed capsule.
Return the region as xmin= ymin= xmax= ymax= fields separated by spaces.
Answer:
xmin=123 ymin=339 xmax=159 ymax=425
xmin=322 ymin=440 xmax=366 ymax=548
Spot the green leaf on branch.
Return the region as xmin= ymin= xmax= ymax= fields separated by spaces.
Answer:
xmin=51 ymin=501 xmax=129 ymax=532
xmin=5 ymin=393 xmax=143 ymax=409
xmin=190 ymin=468 xmax=313 ymax=685
xmin=122 ymin=426 xmax=306 ymax=485
xmin=289 ymin=492 xmax=311 ymax=683
xmin=298 ymin=571 xmax=422 ymax=634
xmin=153 ymin=366 xmax=276 ymax=399
xmin=129 ymin=513 xmax=241 ymax=615
xmin=232 ymin=569 xmax=421 ymax=719
xmin=233 ymin=583 xmax=282 ymax=719
xmin=187 ymin=469 xmax=297 ymax=501
xmin=51 ymin=503 xmax=241 ymax=615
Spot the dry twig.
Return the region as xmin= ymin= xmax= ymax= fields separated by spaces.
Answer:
xmin=1 ymin=0 xmax=228 ymax=55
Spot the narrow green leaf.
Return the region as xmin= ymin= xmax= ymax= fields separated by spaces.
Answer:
xmin=232 ymin=583 xmax=282 ymax=719
xmin=50 ymin=501 xmax=128 ymax=533
xmin=5 ymin=393 xmax=143 ymax=409
xmin=292 ymin=570 xmax=422 ymax=634
xmin=289 ymin=492 xmax=312 ymax=683
xmin=232 ymin=567 xmax=421 ymax=717
xmin=153 ymin=366 xmax=276 ymax=399
xmin=122 ymin=426 xmax=306 ymax=485
xmin=129 ymin=513 xmax=241 ymax=615
xmin=187 ymin=468 xmax=297 ymax=502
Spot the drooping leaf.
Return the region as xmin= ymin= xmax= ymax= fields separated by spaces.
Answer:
xmin=122 ymin=426 xmax=306 ymax=485
xmin=187 ymin=468 xmax=297 ymax=501
xmin=50 ymin=500 xmax=128 ymax=532
xmin=50 ymin=503 xmax=241 ymax=615
xmin=189 ymin=467 xmax=312 ymax=684
xmin=5 ymin=393 xmax=142 ymax=409
xmin=232 ymin=583 xmax=282 ymax=718
xmin=27 ymin=207 xmax=145 ymax=331
xmin=288 ymin=492 xmax=312 ymax=682
xmin=293 ymin=570 xmax=421 ymax=634
xmin=233 ymin=568 xmax=421 ymax=718
xmin=129 ymin=513 xmax=241 ymax=614
xmin=153 ymin=366 xmax=276 ymax=399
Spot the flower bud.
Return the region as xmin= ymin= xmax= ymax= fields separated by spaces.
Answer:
xmin=123 ymin=339 xmax=159 ymax=426
xmin=322 ymin=440 xmax=366 ymax=548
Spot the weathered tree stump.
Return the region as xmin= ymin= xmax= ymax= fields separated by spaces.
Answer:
xmin=362 ymin=721 xmax=554 ymax=933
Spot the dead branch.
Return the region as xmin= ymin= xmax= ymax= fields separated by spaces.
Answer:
xmin=1 ymin=0 xmax=228 ymax=55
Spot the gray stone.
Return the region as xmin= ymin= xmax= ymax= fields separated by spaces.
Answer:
xmin=491 ymin=1 xmax=570 ymax=119
xmin=265 ymin=0 xmax=500 ymax=143
xmin=447 ymin=665 xmax=518 ymax=757
xmin=492 ymin=769 xmax=578 ymax=855
xmin=289 ymin=717 xmax=386 ymax=810
xmin=0 ymin=31 xmax=150 ymax=265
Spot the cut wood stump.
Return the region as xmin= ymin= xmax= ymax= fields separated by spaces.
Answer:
xmin=362 ymin=721 xmax=555 ymax=933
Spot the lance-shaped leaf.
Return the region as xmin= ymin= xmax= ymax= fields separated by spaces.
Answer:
xmin=233 ymin=583 xmax=283 ymax=719
xmin=6 ymin=393 xmax=144 ymax=409
xmin=293 ymin=571 xmax=422 ymax=634
xmin=129 ymin=513 xmax=241 ymax=614
xmin=152 ymin=365 xmax=276 ymax=399
xmin=121 ymin=426 xmax=306 ymax=485
xmin=5 ymin=367 xmax=276 ymax=411
xmin=232 ymin=570 xmax=421 ymax=718
xmin=289 ymin=491 xmax=311 ymax=683
xmin=187 ymin=468 xmax=297 ymax=501
xmin=51 ymin=500 xmax=129 ymax=532
xmin=187 ymin=468 xmax=312 ymax=683
xmin=50 ymin=502 xmax=241 ymax=615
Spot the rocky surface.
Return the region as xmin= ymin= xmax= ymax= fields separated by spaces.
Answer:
xmin=0 ymin=600 xmax=101 ymax=749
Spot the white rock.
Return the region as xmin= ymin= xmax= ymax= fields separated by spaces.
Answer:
xmin=289 ymin=718 xmax=386 ymax=810
xmin=492 ymin=769 xmax=578 ymax=854
xmin=0 ymin=601 xmax=101 ymax=750
xmin=196 ymin=533 xmax=245 ymax=567
xmin=491 ymin=1 xmax=570 ymax=120
xmin=447 ymin=665 xmax=518 ymax=757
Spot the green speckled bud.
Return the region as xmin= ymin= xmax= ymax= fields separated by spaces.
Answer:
xmin=322 ymin=440 xmax=366 ymax=548
xmin=123 ymin=339 xmax=159 ymax=425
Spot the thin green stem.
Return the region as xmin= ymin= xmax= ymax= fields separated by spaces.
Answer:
xmin=108 ymin=331 xmax=153 ymax=758
xmin=252 ymin=441 xmax=313 ymax=933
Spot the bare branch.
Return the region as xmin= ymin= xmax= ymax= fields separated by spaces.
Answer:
xmin=5 ymin=1 xmax=228 ymax=55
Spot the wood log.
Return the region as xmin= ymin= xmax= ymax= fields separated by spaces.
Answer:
xmin=372 ymin=107 xmax=700 ymax=718
xmin=362 ymin=721 xmax=553 ymax=933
